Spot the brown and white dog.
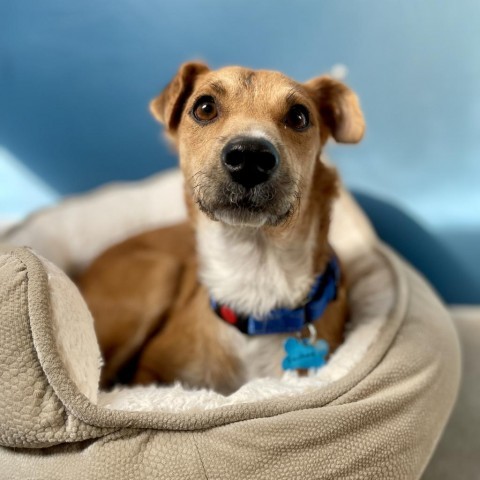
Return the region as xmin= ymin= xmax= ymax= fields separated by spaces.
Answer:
xmin=77 ymin=62 xmax=365 ymax=394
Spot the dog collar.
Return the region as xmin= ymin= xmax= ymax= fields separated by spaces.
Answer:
xmin=210 ymin=256 xmax=340 ymax=336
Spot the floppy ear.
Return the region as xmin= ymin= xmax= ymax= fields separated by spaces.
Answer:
xmin=150 ymin=61 xmax=209 ymax=132
xmin=305 ymin=76 xmax=365 ymax=144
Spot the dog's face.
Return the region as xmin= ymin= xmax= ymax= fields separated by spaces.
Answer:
xmin=151 ymin=63 xmax=365 ymax=227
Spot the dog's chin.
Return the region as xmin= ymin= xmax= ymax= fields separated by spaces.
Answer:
xmin=193 ymin=175 xmax=298 ymax=228
xmin=198 ymin=201 xmax=294 ymax=228
xmin=213 ymin=208 xmax=273 ymax=227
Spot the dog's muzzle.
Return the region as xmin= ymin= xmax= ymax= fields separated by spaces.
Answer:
xmin=194 ymin=137 xmax=295 ymax=226
xmin=221 ymin=137 xmax=279 ymax=189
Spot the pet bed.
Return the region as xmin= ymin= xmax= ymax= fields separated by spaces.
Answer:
xmin=0 ymin=170 xmax=460 ymax=479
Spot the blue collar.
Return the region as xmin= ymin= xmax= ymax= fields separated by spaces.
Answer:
xmin=210 ymin=256 xmax=340 ymax=336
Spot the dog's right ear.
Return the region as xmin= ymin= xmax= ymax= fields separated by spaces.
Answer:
xmin=150 ymin=61 xmax=210 ymax=133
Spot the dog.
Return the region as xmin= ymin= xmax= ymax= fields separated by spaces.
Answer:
xmin=77 ymin=62 xmax=365 ymax=394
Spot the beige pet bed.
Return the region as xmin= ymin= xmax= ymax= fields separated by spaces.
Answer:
xmin=0 ymin=170 xmax=460 ymax=479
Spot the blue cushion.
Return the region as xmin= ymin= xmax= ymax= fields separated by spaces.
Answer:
xmin=353 ymin=191 xmax=480 ymax=304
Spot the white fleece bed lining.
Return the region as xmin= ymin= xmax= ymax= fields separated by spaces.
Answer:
xmin=49 ymin=250 xmax=394 ymax=414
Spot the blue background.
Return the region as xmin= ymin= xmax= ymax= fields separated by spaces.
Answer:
xmin=1 ymin=0 xmax=479 ymax=299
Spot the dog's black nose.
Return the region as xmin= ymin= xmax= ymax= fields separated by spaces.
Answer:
xmin=222 ymin=137 xmax=279 ymax=189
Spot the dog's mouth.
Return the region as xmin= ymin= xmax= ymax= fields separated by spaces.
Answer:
xmin=192 ymin=171 xmax=298 ymax=227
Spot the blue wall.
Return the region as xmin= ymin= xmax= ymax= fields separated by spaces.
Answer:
xmin=1 ymin=0 xmax=479 ymax=297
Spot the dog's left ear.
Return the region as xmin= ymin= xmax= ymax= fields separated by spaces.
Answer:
xmin=150 ymin=61 xmax=210 ymax=133
xmin=305 ymin=76 xmax=365 ymax=144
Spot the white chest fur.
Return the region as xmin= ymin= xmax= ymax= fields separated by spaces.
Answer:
xmin=197 ymin=219 xmax=317 ymax=317
xmin=196 ymin=218 xmax=318 ymax=379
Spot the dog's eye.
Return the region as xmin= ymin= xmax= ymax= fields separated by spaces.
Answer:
xmin=193 ymin=96 xmax=218 ymax=123
xmin=285 ymin=104 xmax=310 ymax=131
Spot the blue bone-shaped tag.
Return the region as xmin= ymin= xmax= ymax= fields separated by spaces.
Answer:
xmin=282 ymin=337 xmax=329 ymax=371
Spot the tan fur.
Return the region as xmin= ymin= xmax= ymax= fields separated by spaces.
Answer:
xmin=78 ymin=62 xmax=365 ymax=393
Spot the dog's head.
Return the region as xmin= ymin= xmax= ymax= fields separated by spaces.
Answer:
xmin=151 ymin=62 xmax=364 ymax=227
